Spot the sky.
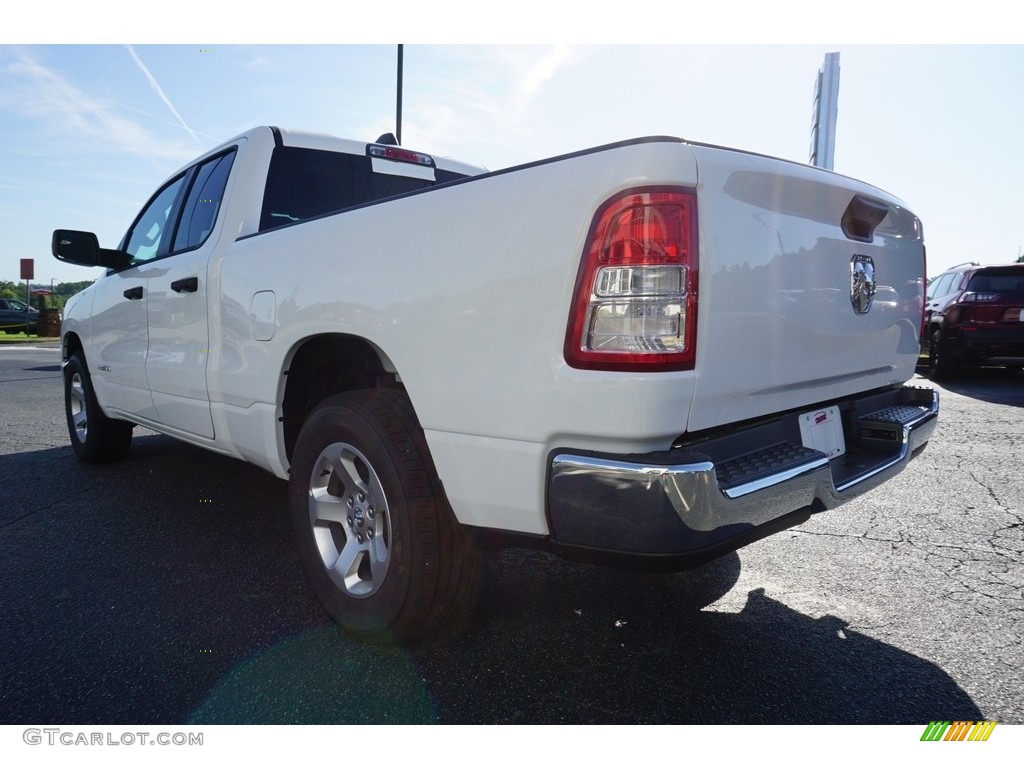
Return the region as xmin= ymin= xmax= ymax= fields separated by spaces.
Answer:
xmin=3 ymin=10 xmax=1023 ymax=287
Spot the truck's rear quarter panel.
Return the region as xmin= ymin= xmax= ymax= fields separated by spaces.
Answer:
xmin=217 ymin=140 xmax=703 ymax=533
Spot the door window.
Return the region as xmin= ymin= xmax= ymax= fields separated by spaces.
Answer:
xmin=926 ymin=273 xmax=955 ymax=300
xmin=122 ymin=147 xmax=237 ymax=268
xmin=124 ymin=175 xmax=188 ymax=265
xmin=173 ymin=150 xmax=236 ymax=252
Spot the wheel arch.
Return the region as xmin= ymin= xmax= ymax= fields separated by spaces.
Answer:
xmin=62 ymin=330 xmax=85 ymax=364
xmin=280 ymin=333 xmax=403 ymax=463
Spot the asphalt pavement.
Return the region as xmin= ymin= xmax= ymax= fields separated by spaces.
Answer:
xmin=1 ymin=345 xmax=1021 ymax=724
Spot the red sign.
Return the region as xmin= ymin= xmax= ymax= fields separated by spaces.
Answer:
xmin=20 ymin=259 xmax=34 ymax=280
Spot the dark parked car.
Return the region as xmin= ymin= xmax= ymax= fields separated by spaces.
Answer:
xmin=0 ymin=298 xmax=39 ymax=334
xmin=923 ymin=262 xmax=1024 ymax=378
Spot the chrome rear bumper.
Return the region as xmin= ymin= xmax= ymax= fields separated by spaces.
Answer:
xmin=547 ymin=385 xmax=939 ymax=562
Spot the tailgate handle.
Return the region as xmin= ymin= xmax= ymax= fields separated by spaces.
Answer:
xmin=841 ymin=195 xmax=889 ymax=243
xmin=123 ymin=286 xmax=143 ymax=300
xmin=171 ymin=277 xmax=199 ymax=293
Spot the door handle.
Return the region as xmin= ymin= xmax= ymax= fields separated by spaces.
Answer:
xmin=123 ymin=286 xmax=143 ymax=300
xmin=171 ymin=277 xmax=199 ymax=293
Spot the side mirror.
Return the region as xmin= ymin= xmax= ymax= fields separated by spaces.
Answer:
xmin=52 ymin=229 xmax=128 ymax=270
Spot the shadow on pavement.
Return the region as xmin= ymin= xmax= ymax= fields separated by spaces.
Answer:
xmin=0 ymin=436 xmax=982 ymax=725
xmin=916 ymin=365 xmax=1024 ymax=408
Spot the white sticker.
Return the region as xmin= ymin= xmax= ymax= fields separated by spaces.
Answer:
xmin=799 ymin=405 xmax=846 ymax=459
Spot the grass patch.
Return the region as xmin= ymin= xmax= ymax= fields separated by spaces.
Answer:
xmin=0 ymin=331 xmax=58 ymax=343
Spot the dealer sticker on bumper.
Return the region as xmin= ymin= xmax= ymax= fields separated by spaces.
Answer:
xmin=799 ymin=405 xmax=846 ymax=459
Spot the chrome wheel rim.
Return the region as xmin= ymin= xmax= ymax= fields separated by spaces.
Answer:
xmin=308 ymin=442 xmax=391 ymax=598
xmin=930 ymin=333 xmax=942 ymax=375
xmin=69 ymin=371 xmax=88 ymax=443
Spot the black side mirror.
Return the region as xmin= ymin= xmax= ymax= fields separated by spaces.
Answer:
xmin=52 ymin=229 xmax=128 ymax=270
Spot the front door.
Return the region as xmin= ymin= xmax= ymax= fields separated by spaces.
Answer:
xmin=89 ymin=172 xmax=190 ymax=422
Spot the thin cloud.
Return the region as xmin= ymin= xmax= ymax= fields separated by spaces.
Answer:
xmin=0 ymin=53 xmax=197 ymax=163
xmin=125 ymin=45 xmax=200 ymax=143
xmin=395 ymin=46 xmax=575 ymax=166
xmin=517 ymin=45 xmax=571 ymax=102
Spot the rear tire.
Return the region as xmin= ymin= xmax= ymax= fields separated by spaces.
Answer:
xmin=289 ymin=389 xmax=480 ymax=643
xmin=928 ymin=328 xmax=956 ymax=380
xmin=64 ymin=352 xmax=133 ymax=463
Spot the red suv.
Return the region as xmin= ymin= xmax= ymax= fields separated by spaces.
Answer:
xmin=923 ymin=262 xmax=1024 ymax=378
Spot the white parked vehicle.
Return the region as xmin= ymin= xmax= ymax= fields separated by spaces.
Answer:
xmin=53 ymin=126 xmax=938 ymax=641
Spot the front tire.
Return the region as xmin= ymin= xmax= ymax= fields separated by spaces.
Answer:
xmin=289 ymin=390 xmax=480 ymax=643
xmin=64 ymin=352 xmax=133 ymax=463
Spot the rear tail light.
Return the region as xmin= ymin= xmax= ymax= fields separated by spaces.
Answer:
xmin=565 ymin=188 xmax=697 ymax=371
xmin=961 ymin=291 xmax=1001 ymax=302
xmin=950 ymin=296 xmax=1016 ymax=330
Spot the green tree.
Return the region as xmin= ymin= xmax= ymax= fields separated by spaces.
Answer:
xmin=13 ymin=280 xmax=96 ymax=311
xmin=0 ymin=280 xmax=20 ymax=300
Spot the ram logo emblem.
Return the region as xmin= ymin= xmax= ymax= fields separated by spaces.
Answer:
xmin=850 ymin=254 xmax=876 ymax=315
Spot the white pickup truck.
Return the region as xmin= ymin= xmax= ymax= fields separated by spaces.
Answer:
xmin=53 ymin=126 xmax=938 ymax=641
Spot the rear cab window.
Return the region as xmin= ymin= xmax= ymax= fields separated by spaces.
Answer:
xmin=259 ymin=146 xmax=467 ymax=232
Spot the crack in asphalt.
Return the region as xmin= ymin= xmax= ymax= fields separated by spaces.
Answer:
xmin=0 ymin=485 xmax=97 ymax=530
xmin=794 ymin=528 xmax=904 ymax=545
xmin=968 ymin=470 xmax=1014 ymax=514
xmin=794 ymin=524 xmax=1024 ymax=606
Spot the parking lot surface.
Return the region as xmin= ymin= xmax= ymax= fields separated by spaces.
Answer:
xmin=1 ymin=345 xmax=1021 ymax=724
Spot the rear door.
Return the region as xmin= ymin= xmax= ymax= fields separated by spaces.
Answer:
xmin=144 ymin=148 xmax=237 ymax=439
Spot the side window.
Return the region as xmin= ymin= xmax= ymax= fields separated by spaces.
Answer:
xmin=124 ymin=175 xmax=188 ymax=265
xmin=927 ymin=273 xmax=953 ymax=300
xmin=173 ymin=150 xmax=236 ymax=252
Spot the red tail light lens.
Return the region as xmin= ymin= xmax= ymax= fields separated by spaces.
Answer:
xmin=367 ymin=144 xmax=434 ymax=167
xmin=565 ymin=188 xmax=698 ymax=371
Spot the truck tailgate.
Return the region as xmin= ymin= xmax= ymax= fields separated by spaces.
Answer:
xmin=687 ymin=145 xmax=925 ymax=433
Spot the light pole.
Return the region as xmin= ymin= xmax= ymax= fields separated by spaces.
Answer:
xmin=396 ymin=44 xmax=404 ymax=145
